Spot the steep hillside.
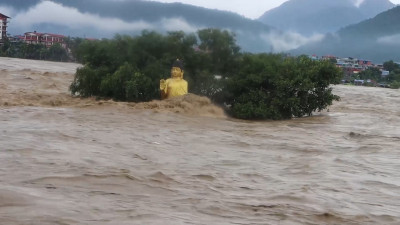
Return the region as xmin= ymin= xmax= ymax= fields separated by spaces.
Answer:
xmin=338 ymin=5 xmax=400 ymax=39
xmin=258 ymin=0 xmax=395 ymax=35
xmin=51 ymin=0 xmax=266 ymax=30
xmin=359 ymin=0 xmax=397 ymax=16
xmin=291 ymin=6 xmax=400 ymax=63
xmin=1 ymin=0 xmax=274 ymax=53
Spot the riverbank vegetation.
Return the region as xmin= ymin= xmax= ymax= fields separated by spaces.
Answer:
xmin=69 ymin=29 xmax=344 ymax=120
xmin=0 ymin=41 xmax=69 ymax=61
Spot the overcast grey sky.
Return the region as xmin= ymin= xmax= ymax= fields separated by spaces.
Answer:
xmin=146 ymin=0 xmax=400 ymax=19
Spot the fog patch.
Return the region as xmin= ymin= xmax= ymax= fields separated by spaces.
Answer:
xmin=7 ymin=1 xmax=203 ymax=37
xmin=261 ymin=31 xmax=325 ymax=52
xmin=352 ymin=0 xmax=366 ymax=8
xmin=11 ymin=1 xmax=154 ymax=32
xmin=377 ymin=34 xmax=400 ymax=45
xmin=158 ymin=17 xmax=202 ymax=33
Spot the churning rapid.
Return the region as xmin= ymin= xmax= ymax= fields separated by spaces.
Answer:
xmin=0 ymin=57 xmax=399 ymax=225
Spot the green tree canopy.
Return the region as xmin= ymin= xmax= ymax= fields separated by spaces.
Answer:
xmin=224 ymin=54 xmax=342 ymax=120
xmin=0 ymin=40 xmax=69 ymax=62
xmin=359 ymin=67 xmax=382 ymax=82
xmin=70 ymin=29 xmax=343 ymax=120
xmin=383 ymin=60 xmax=400 ymax=72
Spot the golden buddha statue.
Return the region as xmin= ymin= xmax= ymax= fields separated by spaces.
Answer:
xmin=160 ymin=59 xmax=188 ymax=99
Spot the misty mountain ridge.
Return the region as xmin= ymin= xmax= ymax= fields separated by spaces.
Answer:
xmin=2 ymin=0 xmax=344 ymax=54
xmin=258 ymin=0 xmax=395 ymax=35
xmin=0 ymin=0 xmax=398 ymax=62
xmin=0 ymin=0 xmax=277 ymax=52
xmin=291 ymin=6 xmax=400 ymax=63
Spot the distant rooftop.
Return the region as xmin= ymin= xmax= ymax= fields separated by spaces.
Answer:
xmin=0 ymin=13 xmax=10 ymax=19
xmin=24 ymin=31 xmax=66 ymax=38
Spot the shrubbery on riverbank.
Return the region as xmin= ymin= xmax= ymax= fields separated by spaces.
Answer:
xmin=70 ymin=29 xmax=343 ymax=120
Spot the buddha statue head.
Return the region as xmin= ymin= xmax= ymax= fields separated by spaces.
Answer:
xmin=171 ymin=59 xmax=184 ymax=79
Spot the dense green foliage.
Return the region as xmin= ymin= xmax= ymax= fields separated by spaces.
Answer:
xmin=383 ymin=60 xmax=400 ymax=72
xmin=358 ymin=67 xmax=382 ymax=82
xmin=224 ymin=54 xmax=341 ymax=120
xmin=387 ymin=70 xmax=400 ymax=89
xmin=70 ymin=30 xmax=240 ymax=102
xmin=391 ymin=81 xmax=400 ymax=89
xmin=0 ymin=41 xmax=69 ymax=62
xmin=70 ymin=29 xmax=343 ymax=120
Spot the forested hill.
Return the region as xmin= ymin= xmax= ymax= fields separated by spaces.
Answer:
xmin=2 ymin=0 xmax=269 ymax=30
xmin=291 ymin=6 xmax=400 ymax=63
xmin=1 ymin=0 xmax=274 ymax=53
xmin=338 ymin=5 xmax=400 ymax=39
xmin=51 ymin=0 xmax=269 ymax=31
xmin=258 ymin=0 xmax=395 ymax=35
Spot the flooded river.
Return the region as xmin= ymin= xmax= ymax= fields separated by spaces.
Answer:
xmin=0 ymin=57 xmax=399 ymax=225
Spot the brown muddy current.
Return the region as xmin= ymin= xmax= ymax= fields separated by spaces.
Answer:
xmin=0 ymin=57 xmax=399 ymax=225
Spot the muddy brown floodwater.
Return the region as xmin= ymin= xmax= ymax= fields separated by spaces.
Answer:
xmin=0 ymin=57 xmax=399 ymax=225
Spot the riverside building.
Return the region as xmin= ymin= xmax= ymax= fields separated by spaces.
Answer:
xmin=0 ymin=13 xmax=10 ymax=44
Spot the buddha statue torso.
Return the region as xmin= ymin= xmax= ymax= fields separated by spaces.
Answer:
xmin=160 ymin=60 xmax=188 ymax=99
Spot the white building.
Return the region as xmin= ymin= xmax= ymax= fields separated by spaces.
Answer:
xmin=0 ymin=13 xmax=10 ymax=42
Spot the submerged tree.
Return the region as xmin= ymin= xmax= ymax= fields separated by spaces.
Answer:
xmin=224 ymin=54 xmax=342 ymax=120
xmin=70 ymin=29 xmax=343 ymax=120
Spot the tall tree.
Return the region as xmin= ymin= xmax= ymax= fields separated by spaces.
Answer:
xmin=383 ymin=60 xmax=400 ymax=72
xmin=197 ymin=28 xmax=240 ymax=78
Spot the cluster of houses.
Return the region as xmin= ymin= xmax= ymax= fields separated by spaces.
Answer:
xmin=0 ymin=12 xmax=66 ymax=48
xmin=310 ymin=54 xmax=396 ymax=86
xmin=11 ymin=31 xmax=67 ymax=48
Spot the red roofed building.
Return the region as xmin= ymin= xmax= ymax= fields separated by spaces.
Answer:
xmin=21 ymin=31 xmax=66 ymax=48
xmin=0 ymin=13 xmax=10 ymax=42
